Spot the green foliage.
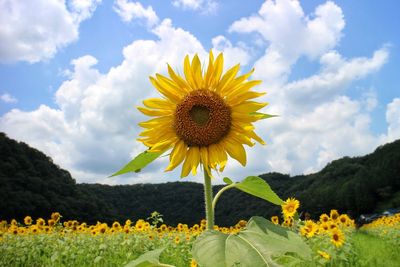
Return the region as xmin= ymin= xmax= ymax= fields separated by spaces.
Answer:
xmin=125 ymin=248 xmax=174 ymax=267
xmin=1 ymin=132 xmax=400 ymax=226
xmin=110 ymin=151 xmax=164 ymax=177
xmin=228 ymin=176 xmax=284 ymax=205
xmin=192 ymin=216 xmax=311 ymax=267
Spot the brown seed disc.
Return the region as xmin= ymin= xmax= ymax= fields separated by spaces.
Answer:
xmin=174 ymin=89 xmax=231 ymax=146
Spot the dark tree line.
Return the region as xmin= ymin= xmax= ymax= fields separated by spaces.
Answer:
xmin=1 ymin=132 xmax=399 ymax=226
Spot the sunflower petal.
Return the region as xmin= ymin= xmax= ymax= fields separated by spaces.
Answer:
xmin=209 ymin=53 xmax=224 ymax=88
xmin=143 ymin=98 xmax=175 ymax=110
xmin=149 ymin=76 xmax=181 ymax=103
xmin=191 ymin=54 xmax=203 ymax=88
xmin=216 ymin=63 xmax=240 ymax=93
xmin=224 ymin=139 xmax=247 ymax=166
xmin=149 ymin=139 xmax=176 ymax=152
xmin=181 ymin=146 xmax=200 ymax=177
xmin=137 ymin=107 xmax=173 ymax=116
xmin=184 ymin=55 xmax=197 ymax=90
xmin=233 ymin=101 xmax=268 ymax=113
xmin=165 ymin=140 xmax=187 ymax=171
xmin=167 ymin=64 xmax=191 ymax=92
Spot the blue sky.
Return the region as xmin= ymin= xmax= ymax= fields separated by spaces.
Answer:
xmin=0 ymin=0 xmax=399 ymax=184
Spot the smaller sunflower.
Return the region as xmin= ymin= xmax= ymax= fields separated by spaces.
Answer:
xmin=300 ymin=220 xmax=318 ymax=238
xmin=281 ymin=197 xmax=300 ymax=218
xmin=330 ymin=209 xmax=339 ymax=221
xmin=319 ymin=213 xmax=329 ymax=223
xmin=330 ymin=228 xmax=345 ymax=248
xmin=338 ymin=214 xmax=349 ymax=225
xmin=271 ymin=216 xmax=279 ymax=225
xmin=24 ymin=216 xmax=32 ymax=225
xmin=317 ymin=250 xmax=331 ymax=260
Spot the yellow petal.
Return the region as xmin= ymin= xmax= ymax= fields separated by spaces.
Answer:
xmin=233 ymin=101 xmax=268 ymax=113
xmin=226 ymin=91 xmax=266 ymax=106
xmin=248 ymin=131 xmax=266 ymax=145
xmin=216 ymin=63 xmax=240 ymax=93
xmin=181 ymin=146 xmax=200 ymax=177
xmin=225 ymin=80 xmax=262 ymax=99
xmin=137 ymin=107 xmax=173 ymax=117
xmin=138 ymin=116 xmax=172 ymax=128
xmin=191 ymin=54 xmax=203 ymax=88
xmin=149 ymin=139 xmax=176 ymax=152
xmin=209 ymin=53 xmax=224 ymax=88
xmin=224 ymin=139 xmax=247 ymax=166
xmin=149 ymin=76 xmax=181 ymax=103
xmin=143 ymin=98 xmax=175 ymax=110
xmin=167 ymin=64 xmax=191 ymax=92
xmin=184 ymin=55 xmax=197 ymax=90
xmin=165 ymin=140 xmax=187 ymax=171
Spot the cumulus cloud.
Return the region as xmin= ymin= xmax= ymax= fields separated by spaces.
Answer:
xmin=0 ymin=0 xmax=101 ymax=63
xmin=172 ymin=0 xmax=218 ymax=14
xmin=0 ymin=19 xmax=206 ymax=184
xmin=386 ymin=98 xmax=400 ymax=142
xmin=0 ymin=0 xmax=396 ymax=185
xmin=113 ymin=0 xmax=159 ymax=28
xmin=230 ymin=0 xmax=344 ymax=87
xmin=284 ymin=48 xmax=389 ymax=111
xmin=1 ymin=93 xmax=18 ymax=103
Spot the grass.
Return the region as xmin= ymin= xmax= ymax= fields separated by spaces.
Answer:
xmin=351 ymin=230 xmax=400 ymax=267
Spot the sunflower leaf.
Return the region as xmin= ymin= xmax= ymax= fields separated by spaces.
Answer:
xmin=124 ymin=247 xmax=175 ymax=267
xmin=233 ymin=176 xmax=284 ymax=205
xmin=223 ymin=177 xmax=234 ymax=184
xmin=250 ymin=112 xmax=277 ymax=119
xmin=192 ymin=217 xmax=312 ymax=267
xmin=110 ymin=150 xmax=164 ymax=177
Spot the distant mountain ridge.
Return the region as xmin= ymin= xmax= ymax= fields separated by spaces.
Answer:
xmin=1 ymin=132 xmax=399 ymax=226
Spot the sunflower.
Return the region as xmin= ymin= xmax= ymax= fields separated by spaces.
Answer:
xmin=330 ymin=209 xmax=339 ymax=221
xmin=330 ymin=228 xmax=345 ymax=248
xmin=281 ymin=197 xmax=300 ymax=218
xmin=24 ymin=216 xmax=32 ymax=226
xmin=317 ymin=250 xmax=331 ymax=260
xmin=300 ymin=220 xmax=318 ymax=238
xmin=271 ymin=216 xmax=279 ymax=225
xmin=137 ymin=51 xmax=267 ymax=177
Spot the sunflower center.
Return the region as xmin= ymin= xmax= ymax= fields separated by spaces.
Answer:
xmin=174 ymin=89 xmax=231 ymax=147
xmin=190 ymin=105 xmax=210 ymax=126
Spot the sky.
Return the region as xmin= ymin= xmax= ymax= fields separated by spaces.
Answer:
xmin=0 ymin=0 xmax=399 ymax=185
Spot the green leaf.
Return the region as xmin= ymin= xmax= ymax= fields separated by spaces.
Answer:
xmin=234 ymin=176 xmax=284 ymax=205
xmin=192 ymin=217 xmax=312 ymax=267
xmin=110 ymin=150 xmax=164 ymax=177
xmin=124 ymin=248 xmax=174 ymax=267
xmin=192 ymin=230 xmax=228 ymax=267
xmin=94 ymin=256 xmax=103 ymax=264
xmin=223 ymin=177 xmax=234 ymax=184
xmin=250 ymin=112 xmax=278 ymax=119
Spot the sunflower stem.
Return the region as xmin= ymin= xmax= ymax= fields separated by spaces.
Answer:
xmin=203 ymin=166 xmax=214 ymax=230
xmin=212 ymin=183 xmax=236 ymax=212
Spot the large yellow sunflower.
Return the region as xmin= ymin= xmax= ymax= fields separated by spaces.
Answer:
xmin=137 ymin=51 xmax=267 ymax=177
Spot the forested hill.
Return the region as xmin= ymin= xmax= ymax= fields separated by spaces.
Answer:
xmin=1 ymin=132 xmax=399 ymax=226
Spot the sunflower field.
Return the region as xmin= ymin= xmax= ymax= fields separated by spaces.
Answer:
xmin=2 ymin=207 xmax=399 ymax=266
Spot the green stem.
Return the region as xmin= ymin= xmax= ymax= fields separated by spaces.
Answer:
xmin=212 ymin=183 xmax=236 ymax=212
xmin=203 ymin=167 xmax=214 ymax=230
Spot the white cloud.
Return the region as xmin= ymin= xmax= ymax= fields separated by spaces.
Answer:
xmin=113 ymin=0 xmax=159 ymax=28
xmin=230 ymin=0 xmax=344 ymax=87
xmin=0 ymin=0 xmax=101 ymax=63
xmin=386 ymin=98 xmax=400 ymax=142
xmin=284 ymin=48 xmax=389 ymax=111
xmin=0 ymin=0 xmax=397 ymax=185
xmin=211 ymin=35 xmax=251 ymax=67
xmin=1 ymin=93 xmax=18 ymax=103
xmin=172 ymin=0 xmax=218 ymax=14
xmin=0 ymin=19 xmax=206 ymax=184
